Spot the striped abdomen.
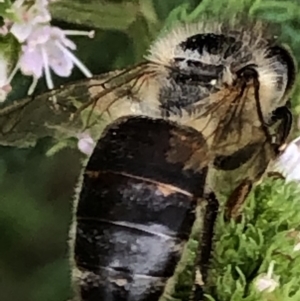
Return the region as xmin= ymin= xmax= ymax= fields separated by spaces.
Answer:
xmin=72 ymin=116 xmax=209 ymax=301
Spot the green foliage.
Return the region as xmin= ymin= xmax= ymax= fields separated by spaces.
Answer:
xmin=0 ymin=144 xmax=81 ymax=301
xmin=168 ymin=178 xmax=300 ymax=301
xmin=205 ymin=179 xmax=300 ymax=300
xmin=0 ymin=0 xmax=14 ymax=21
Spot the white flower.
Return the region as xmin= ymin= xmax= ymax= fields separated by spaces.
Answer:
xmin=254 ymin=261 xmax=280 ymax=293
xmin=9 ymin=0 xmax=51 ymax=42
xmin=77 ymin=132 xmax=96 ymax=156
xmin=294 ymin=242 xmax=300 ymax=252
xmin=0 ymin=53 xmax=12 ymax=102
xmin=273 ymin=136 xmax=300 ymax=183
xmin=7 ymin=25 xmax=94 ymax=95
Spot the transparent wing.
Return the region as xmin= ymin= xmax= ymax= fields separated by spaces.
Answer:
xmin=74 ymin=61 xmax=164 ymax=130
xmin=0 ymin=61 xmax=163 ymax=147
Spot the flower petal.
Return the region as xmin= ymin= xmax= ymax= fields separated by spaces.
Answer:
xmin=28 ymin=0 xmax=51 ymax=24
xmin=27 ymin=25 xmax=51 ymax=46
xmin=50 ymin=27 xmax=77 ymax=50
xmin=49 ymin=54 xmax=73 ymax=77
xmin=19 ymin=45 xmax=44 ymax=78
xmin=77 ymin=134 xmax=96 ymax=156
xmin=10 ymin=22 xmax=33 ymax=42
xmin=46 ymin=44 xmax=74 ymax=77
xmin=41 ymin=46 xmax=54 ymax=90
xmin=56 ymin=41 xmax=92 ymax=78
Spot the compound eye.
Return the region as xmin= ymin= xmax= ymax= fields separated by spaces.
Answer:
xmin=266 ymin=45 xmax=296 ymax=98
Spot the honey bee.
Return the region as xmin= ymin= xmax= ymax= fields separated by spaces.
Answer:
xmin=71 ymin=16 xmax=297 ymax=301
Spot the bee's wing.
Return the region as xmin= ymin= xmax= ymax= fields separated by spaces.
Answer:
xmin=75 ymin=61 xmax=165 ymax=130
xmin=0 ymin=63 xmax=150 ymax=146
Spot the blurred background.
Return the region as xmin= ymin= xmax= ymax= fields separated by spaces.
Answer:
xmin=1 ymin=0 xmax=300 ymax=301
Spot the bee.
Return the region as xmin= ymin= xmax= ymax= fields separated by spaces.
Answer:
xmin=71 ymin=16 xmax=297 ymax=301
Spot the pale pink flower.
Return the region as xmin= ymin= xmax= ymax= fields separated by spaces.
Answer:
xmin=0 ymin=0 xmax=94 ymax=98
xmin=8 ymin=25 xmax=94 ymax=95
xmin=77 ymin=132 xmax=96 ymax=156
xmin=9 ymin=0 xmax=51 ymax=42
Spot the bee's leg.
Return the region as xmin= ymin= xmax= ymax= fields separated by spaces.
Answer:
xmin=270 ymin=105 xmax=293 ymax=153
xmin=266 ymin=171 xmax=286 ymax=180
xmin=265 ymin=105 xmax=292 ymax=181
xmin=190 ymin=268 xmax=205 ymax=301
xmin=191 ymin=192 xmax=219 ymax=301
xmin=224 ymin=179 xmax=253 ymax=221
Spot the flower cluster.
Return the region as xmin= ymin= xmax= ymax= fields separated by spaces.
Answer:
xmin=0 ymin=0 xmax=94 ymax=101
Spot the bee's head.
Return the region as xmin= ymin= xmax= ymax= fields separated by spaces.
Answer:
xmin=146 ymin=20 xmax=297 ymax=120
